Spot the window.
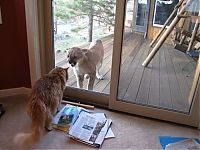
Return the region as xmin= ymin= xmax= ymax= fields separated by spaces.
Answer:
xmin=153 ymin=0 xmax=179 ymax=27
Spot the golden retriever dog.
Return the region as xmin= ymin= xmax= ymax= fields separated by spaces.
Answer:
xmin=67 ymin=40 xmax=104 ymax=90
xmin=13 ymin=67 xmax=68 ymax=147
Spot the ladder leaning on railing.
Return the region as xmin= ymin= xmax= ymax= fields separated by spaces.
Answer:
xmin=142 ymin=0 xmax=195 ymax=67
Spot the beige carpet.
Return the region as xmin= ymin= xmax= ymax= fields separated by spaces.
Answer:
xmin=0 ymin=95 xmax=199 ymax=150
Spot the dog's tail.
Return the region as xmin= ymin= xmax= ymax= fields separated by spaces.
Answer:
xmin=13 ymin=125 xmax=42 ymax=147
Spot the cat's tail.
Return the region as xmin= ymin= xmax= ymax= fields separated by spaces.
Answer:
xmin=13 ymin=125 xmax=41 ymax=147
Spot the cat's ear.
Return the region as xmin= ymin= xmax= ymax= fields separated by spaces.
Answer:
xmin=64 ymin=67 xmax=69 ymax=72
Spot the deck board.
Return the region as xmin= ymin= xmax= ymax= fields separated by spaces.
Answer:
xmin=173 ymin=49 xmax=195 ymax=88
xmin=56 ymin=32 xmax=196 ymax=112
xmin=118 ymin=35 xmax=145 ymax=99
xmin=164 ymin=45 xmax=188 ymax=111
xmin=159 ymin=47 xmax=172 ymax=109
xmin=148 ymin=47 xmax=160 ymax=107
xmin=168 ymin=46 xmax=190 ymax=111
xmin=135 ymin=60 xmax=152 ymax=105
xmin=123 ymin=41 xmax=148 ymax=102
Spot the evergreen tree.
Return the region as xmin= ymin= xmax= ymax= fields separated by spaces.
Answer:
xmin=54 ymin=0 xmax=116 ymax=42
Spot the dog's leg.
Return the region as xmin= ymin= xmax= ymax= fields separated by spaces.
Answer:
xmin=96 ymin=62 xmax=103 ymax=80
xmin=77 ymin=75 xmax=84 ymax=89
xmin=73 ymin=67 xmax=84 ymax=88
xmin=88 ymin=73 xmax=95 ymax=90
xmin=73 ymin=68 xmax=80 ymax=88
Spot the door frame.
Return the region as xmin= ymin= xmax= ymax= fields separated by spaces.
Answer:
xmin=24 ymin=0 xmax=55 ymax=86
xmin=110 ymin=0 xmax=200 ymax=127
xmin=24 ymin=0 xmax=200 ymax=127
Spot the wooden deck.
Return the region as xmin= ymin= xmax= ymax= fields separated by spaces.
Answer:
xmin=56 ymin=33 xmax=196 ymax=112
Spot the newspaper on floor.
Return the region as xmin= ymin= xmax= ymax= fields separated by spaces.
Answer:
xmin=68 ymin=111 xmax=113 ymax=148
xmin=105 ymin=126 xmax=115 ymax=139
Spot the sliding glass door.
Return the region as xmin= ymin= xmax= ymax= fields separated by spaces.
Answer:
xmin=43 ymin=0 xmax=200 ymax=127
xmin=109 ymin=0 xmax=200 ymax=127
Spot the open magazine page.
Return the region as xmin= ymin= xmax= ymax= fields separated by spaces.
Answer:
xmin=68 ymin=111 xmax=107 ymax=145
xmin=52 ymin=106 xmax=67 ymax=124
xmin=52 ymin=104 xmax=88 ymax=131
xmin=88 ymin=113 xmax=113 ymax=143
xmin=95 ymin=119 xmax=112 ymax=145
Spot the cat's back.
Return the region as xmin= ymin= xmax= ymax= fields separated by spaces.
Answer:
xmin=32 ymin=74 xmax=62 ymax=95
xmin=27 ymin=67 xmax=67 ymax=118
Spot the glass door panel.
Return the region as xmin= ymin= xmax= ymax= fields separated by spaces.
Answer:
xmin=110 ymin=0 xmax=200 ymax=127
xmin=118 ymin=0 xmax=199 ymax=113
xmin=53 ymin=0 xmax=116 ymax=95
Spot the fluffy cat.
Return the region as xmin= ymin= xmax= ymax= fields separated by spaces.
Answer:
xmin=13 ymin=67 xmax=68 ymax=147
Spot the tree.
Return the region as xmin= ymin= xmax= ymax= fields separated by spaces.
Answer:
xmin=53 ymin=0 xmax=78 ymax=34
xmin=54 ymin=0 xmax=116 ymax=42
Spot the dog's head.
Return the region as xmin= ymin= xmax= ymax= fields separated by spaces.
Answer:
xmin=67 ymin=47 xmax=85 ymax=67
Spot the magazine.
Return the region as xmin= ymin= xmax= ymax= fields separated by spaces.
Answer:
xmin=68 ymin=111 xmax=112 ymax=148
xmin=165 ymin=139 xmax=200 ymax=150
xmin=52 ymin=104 xmax=87 ymax=132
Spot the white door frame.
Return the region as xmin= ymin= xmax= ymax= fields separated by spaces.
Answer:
xmin=24 ymin=0 xmax=55 ymax=87
xmin=24 ymin=0 xmax=42 ymax=86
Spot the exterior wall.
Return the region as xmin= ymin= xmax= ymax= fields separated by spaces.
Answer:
xmin=0 ymin=0 xmax=31 ymax=90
